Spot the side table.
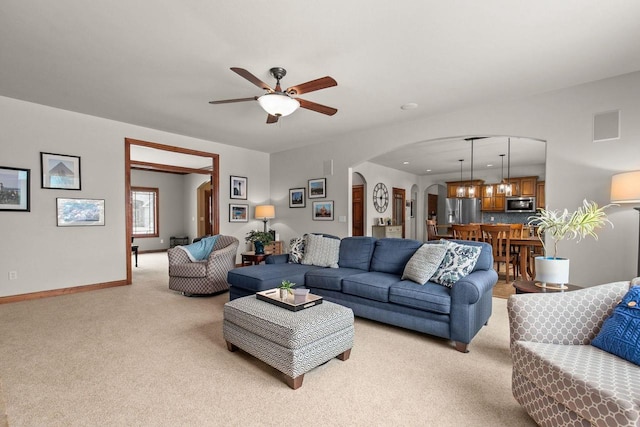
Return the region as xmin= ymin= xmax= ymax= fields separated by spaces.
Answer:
xmin=513 ymin=280 xmax=581 ymax=294
xmin=241 ymin=251 xmax=272 ymax=266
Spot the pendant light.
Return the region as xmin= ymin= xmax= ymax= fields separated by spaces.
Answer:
xmin=505 ymin=137 xmax=513 ymax=197
xmin=497 ymin=154 xmax=506 ymax=194
xmin=467 ymin=138 xmax=476 ymax=198
xmin=456 ymin=159 xmax=466 ymax=198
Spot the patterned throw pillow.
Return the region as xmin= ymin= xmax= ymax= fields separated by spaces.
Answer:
xmin=401 ymin=243 xmax=448 ymax=285
xmin=591 ymin=285 xmax=640 ymax=366
xmin=430 ymin=240 xmax=482 ymax=288
xmin=301 ymin=234 xmax=340 ymax=268
xmin=288 ymin=237 xmax=306 ymax=264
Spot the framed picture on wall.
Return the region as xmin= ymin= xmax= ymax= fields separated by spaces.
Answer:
xmin=230 ymin=175 xmax=247 ymax=199
xmin=0 ymin=166 xmax=30 ymax=212
xmin=312 ymin=200 xmax=334 ymax=221
xmin=308 ymin=178 xmax=326 ymax=199
xmin=41 ymin=152 xmax=81 ymax=190
xmin=229 ymin=203 xmax=249 ymax=222
xmin=289 ymin=187 xmax=306 ymax=208
xmin=57 ymin=198 xmax=105 ymax=226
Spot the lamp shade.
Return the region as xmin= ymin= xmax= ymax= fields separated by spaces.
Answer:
xmin=257 ymin=93 xmax=300 ymax=117
xmin=255 ymin=205 xmax=275 ymax=219
xmin=611 ymin=171 xmax=640 ymax=203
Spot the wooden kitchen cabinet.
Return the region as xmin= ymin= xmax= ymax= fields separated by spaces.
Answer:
xmin=520 ymin=177 xmax=537 ymax=197
xmin=536 ymin=181 xmax=545 ymax=209
xmin=446 ymin=180 xmax=484 ymax=198
xmin=481 ymin=184 xmax=505 ymax=211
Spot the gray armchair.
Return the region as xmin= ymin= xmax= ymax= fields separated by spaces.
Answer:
xmin=168 ymin=235 xmax=239 ymax=296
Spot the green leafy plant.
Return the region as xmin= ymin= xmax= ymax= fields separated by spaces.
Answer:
xmin=244 ymin=230 xmax=274 ymax=245
xmin=279 ymin=280 xmax=295 ymax=294
xmin=527 ymin=199 xmax=615 ymax=259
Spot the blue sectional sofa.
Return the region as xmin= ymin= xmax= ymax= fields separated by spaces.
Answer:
xmin=227 ymin=236 xmax=498 ymax=352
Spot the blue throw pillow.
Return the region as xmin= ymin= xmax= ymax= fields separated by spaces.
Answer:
xmin=591 ymin=285 xmax=640 ymax=366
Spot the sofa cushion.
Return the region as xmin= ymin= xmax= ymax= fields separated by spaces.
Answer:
xmin=426 ymin=239 xmax=492 ymax=272
xmin=431 ymin=240 xmax=481 ymax=288
xmin=370 ymin=238 xmax=423 ymax=275
xmin=288 ymin=236 xmax=306 ymax=264
xmin=305 ymin=267 xmax=366 ymax=292
xmin=227 ymin=263 xmax=322 ymax=293
xmin=169 ymin=261 xmax=206 ymax=278
xmin=302 ymin=234 xmax=340 ymax=268
xmin=401 ymin=243 xmax=448 ymax=285
xmin=513 ymin=340 xmax=640 ymax=426
xmin=591 ymin=285 xmax=640 ymax=366
xmin=338 ymin=237 xmax=376 ymax=270
xmin=342 ymin=272 xmax=401 ymax=303
xmin=389 ymin=281 xmax=451 ymax=314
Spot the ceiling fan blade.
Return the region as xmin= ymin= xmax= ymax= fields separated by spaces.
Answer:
xmin=231 ymin=67 xmax=274 ymax=92
xmin=209 ymin=96 xmax=258 ymax=104
xmin=298 ymin=98 xmax=338 ymax=116
xmin=266 ymin=114 xmax=279 ymax=124
xmin=286 ymin=76 xmax=337 ymax=95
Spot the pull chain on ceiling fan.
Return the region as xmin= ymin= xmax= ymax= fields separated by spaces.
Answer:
xmin=209 ymin=67 xmax=338 ymax=124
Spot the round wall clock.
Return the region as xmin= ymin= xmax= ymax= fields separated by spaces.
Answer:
xmin=373 ymin=182 xmax=389 ymax=213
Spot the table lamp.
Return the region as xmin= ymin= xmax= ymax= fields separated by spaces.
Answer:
xmin=255 ymin=205 xmax=275 ymax=232
xmin=611 ymin=170 xmax=640 ymax=276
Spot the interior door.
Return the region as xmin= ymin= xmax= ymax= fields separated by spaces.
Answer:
xmin=352 ymin=184 xmax=364 ymax=236
xmin=197 ymin=180 xmax=213 ymax=237
xmin=392 ymin=187 xmax=406 ymax=238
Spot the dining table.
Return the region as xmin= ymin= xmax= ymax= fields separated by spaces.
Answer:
xmin=504 ymin=236 xmax=543 ymax=281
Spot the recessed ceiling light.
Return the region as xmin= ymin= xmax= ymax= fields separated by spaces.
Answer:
xmin=487 ymin=164 xmax=493 ymax=167
xmin=403 ymin=161 xmax=410 ymax=165
xmin=426 ymin=169 xmax=432 ymax=172
xmin=401 ymin=103 xmax=418 ymax=110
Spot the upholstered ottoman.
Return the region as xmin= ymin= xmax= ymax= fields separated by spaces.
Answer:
xmin=223 ymin=295 xmax=354 ymax=389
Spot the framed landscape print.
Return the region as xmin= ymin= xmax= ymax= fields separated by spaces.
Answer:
xmin=289 ymin=187 xmax=306 ymax=208
xmin=41 ymin=152 xmax=81 ymax=190
xmin=308 ymin=178 xmax=326 ymax=199
xmin=0 ymin=166 xmax=30 ymax=212
xmin=56 ymin=198 xmax=105 ymax=226
xmin=312 ymin=200 xmax=334 ymax=221
xmin=229 ymin=203 xmax=248 ymax=222
xmin=230 ymin=175 xmax=247 ymax=200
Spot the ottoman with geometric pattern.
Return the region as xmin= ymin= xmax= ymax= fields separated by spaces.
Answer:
xmin=223 ymin=295 xmax=354 ymax=389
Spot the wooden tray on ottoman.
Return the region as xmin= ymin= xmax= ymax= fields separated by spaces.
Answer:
xmin=256 ymin=288 xmax=323 ymax=312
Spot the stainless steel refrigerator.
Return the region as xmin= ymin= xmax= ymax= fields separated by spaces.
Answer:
xmin=445 ymin=198 xmax=482 ymax=225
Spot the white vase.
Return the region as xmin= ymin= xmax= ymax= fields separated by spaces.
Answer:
xmin=535 ymin=257 xmax=570 ymax=288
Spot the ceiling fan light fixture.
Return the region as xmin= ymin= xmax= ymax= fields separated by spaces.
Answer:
xmin=257 ymin=93 xmax=300 ymax=117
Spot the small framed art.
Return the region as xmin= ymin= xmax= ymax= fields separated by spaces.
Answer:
xmin=0 ymin=166 xmax=30 ymax=212
xmin=229 ymin=203 xmax=249 ymax=222
xmin=57 ymin=198 xmax=105 ymax=226
xmin=230 ymin=175 xmax=247 ymax=200
xmin=41 ymin=152 xmax=81 ymax=190
xmin=289 ymin=187 xmax=306 ymax=208
xmin=308 ymin=178 xmax=326 ymax=199
xmin=312 ymin=200 xmax=334 ymax=221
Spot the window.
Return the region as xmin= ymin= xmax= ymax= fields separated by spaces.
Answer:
xmin=132 ymin=187 xmax=159 ymax=237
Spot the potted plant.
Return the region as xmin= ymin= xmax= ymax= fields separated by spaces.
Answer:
xmin=527 ymin=199 xmax=614 ymax=288
xmin=278 ymin=280 xmax=295 ymax=300
xmin=245 ymin=230 xmax=274 ymax=255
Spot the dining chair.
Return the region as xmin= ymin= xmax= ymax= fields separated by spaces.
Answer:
xmin=481 ymin=224 xmax=518 ymax=284
xmin=426 ymin=220 xmax=440 ymax=241
xmin=451 ymin=224 xmax=482 ymax=241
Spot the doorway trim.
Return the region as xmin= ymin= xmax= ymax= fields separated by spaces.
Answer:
xmin=125 ymin=138 xmax=219 ymax=284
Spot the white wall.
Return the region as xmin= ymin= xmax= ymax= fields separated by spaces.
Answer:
xmin=271 ymin=71 xmax=640 ymax=286
xmin=0 ymin=96 xmax=269 ymax=297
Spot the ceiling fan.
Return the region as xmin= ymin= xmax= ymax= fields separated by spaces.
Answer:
xmin=209 ymin=67 xmax=338 ymax=124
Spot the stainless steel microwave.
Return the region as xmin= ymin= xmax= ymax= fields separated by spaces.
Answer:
xmin=505 ymin=197 xmax=536 ymax=213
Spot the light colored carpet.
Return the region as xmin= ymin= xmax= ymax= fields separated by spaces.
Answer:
xmin=0 ymin=253 xmax=534 ymax=426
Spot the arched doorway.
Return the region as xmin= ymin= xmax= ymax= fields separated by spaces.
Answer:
xmin=352 ymin=172 xmax=366 ymax=236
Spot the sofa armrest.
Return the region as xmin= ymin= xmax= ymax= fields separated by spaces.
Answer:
xmin=266 ymin=254 xmax=290 ymax=264
xmin=450 ymin=269 xmax=498 ymax=304
xmin=507 ymin=281 xmax=630 ymax=347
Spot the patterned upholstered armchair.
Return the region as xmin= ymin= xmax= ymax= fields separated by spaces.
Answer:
xmin=508 ymin=281 xmax=640 ymax=426
xmin=167 ymin=235 xmax=239 ymax=296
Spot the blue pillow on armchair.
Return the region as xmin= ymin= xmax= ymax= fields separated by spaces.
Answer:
xmin=591 ymin=285 xmax=640 ymax=366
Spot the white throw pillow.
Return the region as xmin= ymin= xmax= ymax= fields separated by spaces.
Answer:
xmin=301 ymin=234 xmax=340 ymax=268
xmin=431 ymin=240 xmax=481 ymax=288
xmin=401 ymin=243 xmax=448 ymax=285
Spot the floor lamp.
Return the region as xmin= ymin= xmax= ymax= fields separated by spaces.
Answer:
xmin=255 ymin=205 xmax=275 ymax=233
xmin=611 ymin=171 xmax=640 ymax=276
